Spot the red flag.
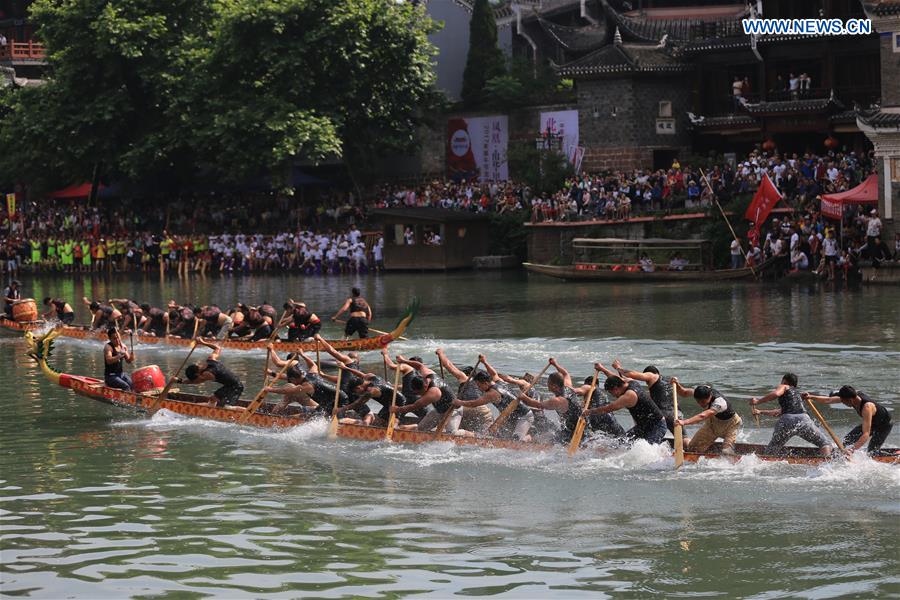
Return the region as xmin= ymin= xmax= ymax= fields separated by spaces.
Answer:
xmin=744 ymin=172 xmax=782 ymax=228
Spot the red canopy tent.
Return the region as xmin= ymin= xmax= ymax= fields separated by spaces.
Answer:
xmin=47 ymin=183 xmax=105 ymax=199
xmin=820 ymin=174 xmax=878 ymax=220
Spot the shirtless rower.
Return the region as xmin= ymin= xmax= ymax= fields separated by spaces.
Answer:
xmin=750 ymin=373 xmax=832 ymax=457
xmin=803 ymin=386 xmax=894 ymax=456
xmin=199 ymin=305 xmax=233 ymax=339
xmin=177 ymin=339 xmax=245 ymax=407
xmin=42 ymin=297 xmax=75 ymax=325
xmin=672 ymin=379 xmax=742 ymax=454
xmin=583 ymin=368 xmax=668 ymax=445
xmin=611 ymin=360 xmax=681 ymax=433
xmin=285 ymin=301 xmax=321 ymax=342
xmin=332 ymin=287 xmax=371 ymax=339
xmin=436 ymin=348 xmax=493 ymax=434
xmin=453 ymin=359 xmax=535 ymax=441
xmin=517 ymin=357 xmax=588 ymax=445
xmin=390 ymin=355 xmax=468 ymax=435
xmin=83 ymin=297 xmax=122 ymax=330
xmin=140 ymin=303 xmax=169 ymax=337
xmin=268 ymin=347 xmax=348 ymax=416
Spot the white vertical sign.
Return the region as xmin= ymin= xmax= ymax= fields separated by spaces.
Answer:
xmin=539 ymin=109 xmax=580 ymax=164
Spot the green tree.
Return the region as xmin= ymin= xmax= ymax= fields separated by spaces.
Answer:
xmin=507 ymin=140 xmax=572 ymax=195
xmin=0 ymin=0 xmax=439 ymax=192
xmin=460 ymin=0 xmax=505 ymax=107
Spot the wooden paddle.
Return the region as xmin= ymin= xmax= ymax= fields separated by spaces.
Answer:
xmin=433 ymin=357 xmax=481 ymax=435
xmin=567 ymin=368 xmax=599 ymax=456
xmin=327 ymin=368 xmax=343 ymax=439
xmin=261 ymin=309 xmax=291 ymax=387
xmin=805 ymin=398 xmax=846 ymax=453
xmin=385 ymin=362 xmax=403 ymax=441
xmin=672 ymin=380 xmax=684 ymax=469
xmin=238 ymin=357 xmax=297 ymax=424
xmin=488 ymin=361 xmax=552 ymax=436
xmin=316 ymin=339 xmax=321 ymax=371
xmin=147 ymin=318 xmax=201 ymax=415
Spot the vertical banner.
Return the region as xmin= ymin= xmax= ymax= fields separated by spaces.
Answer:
xmin=5 ymin=193 xmax=15 ymax=215
xmin=573 ymin=147 xmax=586 ymax=174
xmin=447 ymin=115 xmax=508 ymax=181
xmin=539 ymin=109 xmax=579 ymax=164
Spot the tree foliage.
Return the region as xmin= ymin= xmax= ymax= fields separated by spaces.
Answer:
xmin=507 ymin=141 xmax=572 ymax=195
xmin=0 ymin=0 xmax=439 ymax=191
xmin=460 ymin=0 xmax=505 ymax=107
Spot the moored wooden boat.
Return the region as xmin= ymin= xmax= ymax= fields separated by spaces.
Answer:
xmin=26 ymin=330 xmax=898 ymax=465
xmin=5 ymin=297 xmax=417 ymax=353
xmin=523 ymin=262 xmax=760 ymax=282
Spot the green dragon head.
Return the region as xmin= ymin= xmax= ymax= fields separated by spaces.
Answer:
xmin=25 ymin=329 xmax=59 ymax=363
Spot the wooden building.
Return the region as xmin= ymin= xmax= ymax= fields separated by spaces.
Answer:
xmin=370 ymin=208 xmax=490 ymax=270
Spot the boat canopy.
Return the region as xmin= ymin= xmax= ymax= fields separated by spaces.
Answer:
xmin=572 ymin=238 xmax=713 ymax=270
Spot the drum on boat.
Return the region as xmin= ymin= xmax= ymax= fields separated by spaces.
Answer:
xmin=132 ymin=365 xmax=166 ymax=394
xmin=12 ymin=299 xmax=38 ymax=323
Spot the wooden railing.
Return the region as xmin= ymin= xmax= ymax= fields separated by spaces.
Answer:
xmin=0 ymin=40 xmax=46 ymax=62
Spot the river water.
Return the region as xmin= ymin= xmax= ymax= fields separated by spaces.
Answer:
xmin=1 ymin=272 xmax=898 ymax=598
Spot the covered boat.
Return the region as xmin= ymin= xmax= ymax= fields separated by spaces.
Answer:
xmin=525 ymin=238 xmax=762 ymax=282
xmin=25 ymin=330 xmax=898 ymax=466
xmin=3 ymin=298 xmax=418 ymax=353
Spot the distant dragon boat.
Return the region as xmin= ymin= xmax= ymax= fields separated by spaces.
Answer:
xmin=24 ymin=329 xmax=898 ymax=466
xmin=3 ymin=298 xmax=417 ymax=354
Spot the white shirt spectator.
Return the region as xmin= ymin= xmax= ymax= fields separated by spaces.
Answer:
xmin=866 ymin=215 xmax=882 ymax=238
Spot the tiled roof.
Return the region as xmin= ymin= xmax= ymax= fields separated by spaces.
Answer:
xmin=742 ymin=96 xmax=844 ymax=115
xmin=556 ymin=41 xmax=691 ymax=76
xmin=857 ymin=109 xmax=900 ymax=128
xmin=601 ymin=0 xmax=747 ymax=44
xmin=863 ymin=1 xmax=900 ymax=17
xmin=537 ymin=16 xmax=608 ymax=52
xmin=687 ymin=114 xmax=757 ymax=129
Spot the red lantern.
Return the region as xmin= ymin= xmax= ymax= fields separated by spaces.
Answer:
xmin=762 ymin=139 xmax=776 ymax=152
xmin=824 ymin=136 xmax=838 ymax=150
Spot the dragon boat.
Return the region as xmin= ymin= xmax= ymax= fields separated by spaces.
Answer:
xmin=24 ymin=330 xmax=899 ymax=466
xmin=4 ymin=298 xmax=417 ymax=353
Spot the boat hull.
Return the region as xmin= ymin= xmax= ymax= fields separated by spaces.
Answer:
xmin=2 ymin=318 xmax=396 ymax=353
xmin=49 ymin=376 xmax=900 ymax=465
xmin=523 ymin=262 xmax=759 ymax=282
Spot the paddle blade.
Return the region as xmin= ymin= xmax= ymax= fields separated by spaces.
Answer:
xmin=385 ymin=414 xmax=397 ymax=441
xmin=567 ymin=418 xmax=586 ymax=457
xmin=328 ymin=414 xmax=339 ymax=439
xmin=674 ymin=423 xmax=685 ymax=469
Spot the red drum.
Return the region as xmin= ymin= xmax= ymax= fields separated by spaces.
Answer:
xmin=132 ymin=365 xmax=166 ymax=394
xmin=12 ymin=299 xmax=38 ymax=322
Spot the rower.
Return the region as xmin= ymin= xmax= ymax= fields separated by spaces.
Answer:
xmin=199 ymin=305 xmax=233 ymax=339
xmin=109 ymin=298 xmax=144 ymax=331
xmin=83 ymin=297 xmax=122 ymax=330
xmin=750 ymin=373 xmax=832 ymax=457
xmin=285 ymin=301 xmax=321 ymax=342
xmin=264 ymin=365 xmax=319 ymax=415
xmin=584 ymin=370 xmax=668 ymax=445
xmin=332 ymin=364 xmax=408 ymax=426
xmin=168 ymin=306 xmax=197 ymax=339
xmin=140 ymin=303 xmax=168 ymax=337
xmin=495 ymin=371 xmax=557 ymax=439
xmin=436 ymin=348 xmax=493 ymax=434
xmin=517 ymin=357 xmax=588 ymax=445
xmin=2 ymin=279 xmax=20 ymax=319
xmin=42 ymin=297 xmax=75 ymax=325
xmin=454 ymin=369 xmax=535 ymax=441
xmin=611 ymin=360 xmax=681 ymax=433
xmin=178 ymin=339 xmax=245 ymax=407
xmin=240 ymin=306 xmax=273 ymax=341
xmin=103 ymin=326 xmax=135 ymax=391
xmin=382 ymin=349 xmax=427 ymax=421
xmin=574 ymin=375 xmax=625 ymax=439
xmin=332 ymin=287 xmax=371 ymax=339
xmin=269 ymin=347 xmax=347 ymax=415
xmin=672 ymin=379 xmax=742 ymax=454
xmin=803 ymin=386 xmax=894 ymax=456
xmin=390 ymin=356 xmax=468 ymax=435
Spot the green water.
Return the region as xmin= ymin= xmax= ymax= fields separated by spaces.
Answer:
xmin=1 ymin=272 xmax=898 ymax=598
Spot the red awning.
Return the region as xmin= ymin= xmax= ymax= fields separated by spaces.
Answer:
xmin=820 ymin=174 xmax=878 ymax=219
xmin=47 ymin=183 xmax=104 ymax=199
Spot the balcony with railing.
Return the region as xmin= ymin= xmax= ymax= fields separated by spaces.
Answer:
xmin=0 ymin=39 xmax=46 ymax=63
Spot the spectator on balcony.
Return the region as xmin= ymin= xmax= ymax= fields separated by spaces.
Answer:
xmin=0 ymin=34 xmax=7 ymax=49
xmin=771 ymin=74 xmax=787 ymax=99
xmin=732 ymin=76 xmax=743 ymax=111
xmin=789 ymin=73 xmax=800 ymax=100
xmin=799 ymin=72 xmax=811 ymax=96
